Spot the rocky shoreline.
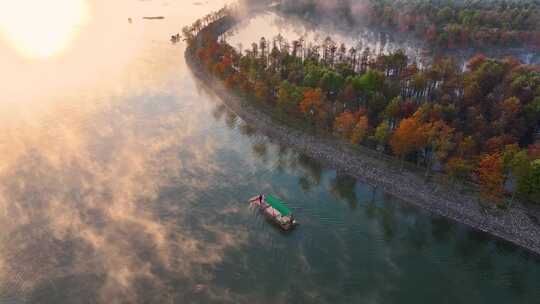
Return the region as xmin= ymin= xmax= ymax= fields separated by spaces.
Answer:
xmin=184 ymin=15 xmax=540 ymax=256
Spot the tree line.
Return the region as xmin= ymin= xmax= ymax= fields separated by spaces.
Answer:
xmin=184 ymin=10 xmax=540 ymax=205
xmin=278 ymin=0 xmax=540 ymax=49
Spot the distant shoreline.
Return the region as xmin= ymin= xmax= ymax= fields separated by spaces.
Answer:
xmin=184 ymin=12 xmax=540 ymax=256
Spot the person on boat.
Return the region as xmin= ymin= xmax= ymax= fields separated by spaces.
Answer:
xmin=258 ymin=194 xmax=263 ymax=203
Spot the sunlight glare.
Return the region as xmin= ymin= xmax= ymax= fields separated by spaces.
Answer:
xmin=0 ymin=0 xmax=90 ymax=59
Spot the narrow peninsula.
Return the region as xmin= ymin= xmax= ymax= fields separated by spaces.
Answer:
xmin=183 ymin=4 xmax=540 ymax=254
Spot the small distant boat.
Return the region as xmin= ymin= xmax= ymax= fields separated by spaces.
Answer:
xmin=171 ymin=33 xmax=181 ymax=43
xmin=143 ymin=16 xmax=165 ymax=20
xmin=249 ymin=194 xmax=298 ymax=231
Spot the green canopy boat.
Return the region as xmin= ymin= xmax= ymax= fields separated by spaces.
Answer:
xmin=265 ymin=195 xmax=292 ymax=216
xmin=249 ymin=194 xmax=297 ymax=231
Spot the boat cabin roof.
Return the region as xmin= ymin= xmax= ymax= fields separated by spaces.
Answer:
xmin=265 ymin=195 xmax=292 ymax=216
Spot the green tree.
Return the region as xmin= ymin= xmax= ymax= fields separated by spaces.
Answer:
xmin=357 ymin=70 xmax=385 ymax=93
xmin=523 ymin=97 xmax=540 ymax=128
xmin=447 ymin=157 xmax=472 ymax=186
xmin=437 ymin=7 xmax=454 ymax=24
xmin=426 ymin=121 xmax=455 ymax=178
xmin=277 ymin=80 xmax=302 ymax=114
xmin=473 ymin=60 xmax=505 ymax=95
xmin=382 ymin=97 xmax=401 ymax=125
xmin=519 ymin=159 xmax=540 ymax=204
xmin=373 ymin=120 xmax=391 ymax=155
xmin=502 ymin=146 xmax=530 ymax=203
xmin=303 ymin=63 xmax=324 ymax=87
xmin=320 ymin=70 xmax=344 ymax=98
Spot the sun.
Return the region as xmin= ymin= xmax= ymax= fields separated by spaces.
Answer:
xmin=0 ymin=0 xmax=90 ymax=59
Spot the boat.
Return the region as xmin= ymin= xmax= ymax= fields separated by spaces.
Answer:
xmin=249 ymin=194 xmax=298 ymax=231
xmin=171 ymin=33 xmax=181 ymax=43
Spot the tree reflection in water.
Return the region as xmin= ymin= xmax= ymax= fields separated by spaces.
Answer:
xmin=329 ymin=171 xmax=358 ymax=209
xmin=296 ymin=154 xmax=322 ymax=191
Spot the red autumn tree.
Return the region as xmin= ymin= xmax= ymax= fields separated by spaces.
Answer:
xmin=299 ymin=88 xmax=323 ymax=117
xmin=333 ymin=111 xmax=356 ymax=139
xmin=426 ymin=24 xmax=438 ymax=42
xmin=350 ymin=115 xmax=369 ymax=145
xmin=529 ymin=143 xmax=540 ymax=159
xmin=476 ymin=153 xmax=505 ymax=203
xmin=466 ymin=53 xmax=487 ymax=71
xmin=390 ymin=112 xmax=429 ymax=170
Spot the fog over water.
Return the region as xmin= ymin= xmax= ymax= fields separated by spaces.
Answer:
xmin=227 ymin=11 xmax=431 ymax=66
xmin=229 ymin=6 xmax=540 ymax=67
xmin=0 ymin=1 xmax=539 ymax=303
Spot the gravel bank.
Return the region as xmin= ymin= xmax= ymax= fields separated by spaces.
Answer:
xmin=184 ymin=15 xmax=540 ymax=256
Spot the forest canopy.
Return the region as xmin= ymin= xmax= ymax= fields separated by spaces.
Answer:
xmin=184 ymin=3 xmax=540 ymax=204
xmin=277 ymin=0 xmax=540 ymax=48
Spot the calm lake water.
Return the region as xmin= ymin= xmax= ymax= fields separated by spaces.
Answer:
xmin=0 ymin=1 xmax=539 ymax=303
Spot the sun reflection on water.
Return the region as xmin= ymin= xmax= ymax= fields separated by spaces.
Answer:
xmin=0 ymin=0 xmax=90 ymax=59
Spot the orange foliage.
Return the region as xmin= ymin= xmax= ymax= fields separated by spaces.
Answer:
xmin=351 ymin=115 xmax=369 ymax=145
xmin=214 ymin=53 xmax=233 ymax=78
xmin=476 ymin=153 xmax=505 ymax=202
xmin=333 ymin=111 xmax=356 ymax=139
xmin=467 ymin=54 xmax=487 ymax=71
xmin=225 ymin=74 xmax=239 ymax=89
xmin=254 ymin=80 xmax=269 ymax=102
xmin=485 ymin=135 xmax=517 ymax=153
xmin=389 ymin=113 xmax=429 ymax=158
xmin=429 ymin=120 xmax=455 ymax=162
xmin=299 ymin=88 xmax=323 ymax=115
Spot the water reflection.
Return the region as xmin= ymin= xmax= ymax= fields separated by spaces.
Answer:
xmin=329 ymin=172 xmax=358 ymax=209
xmin=0 ymin=0 xmax=250 ymax=302
xmin=296 ymin=155 xmax=322 ymax=192
xmin=216 ymin=101 xmax=538 ymax=299
xmin=0 ymin=87 xmax=251 ymax=302
xmin=199 ymin=71 xmax=540 ymax=301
